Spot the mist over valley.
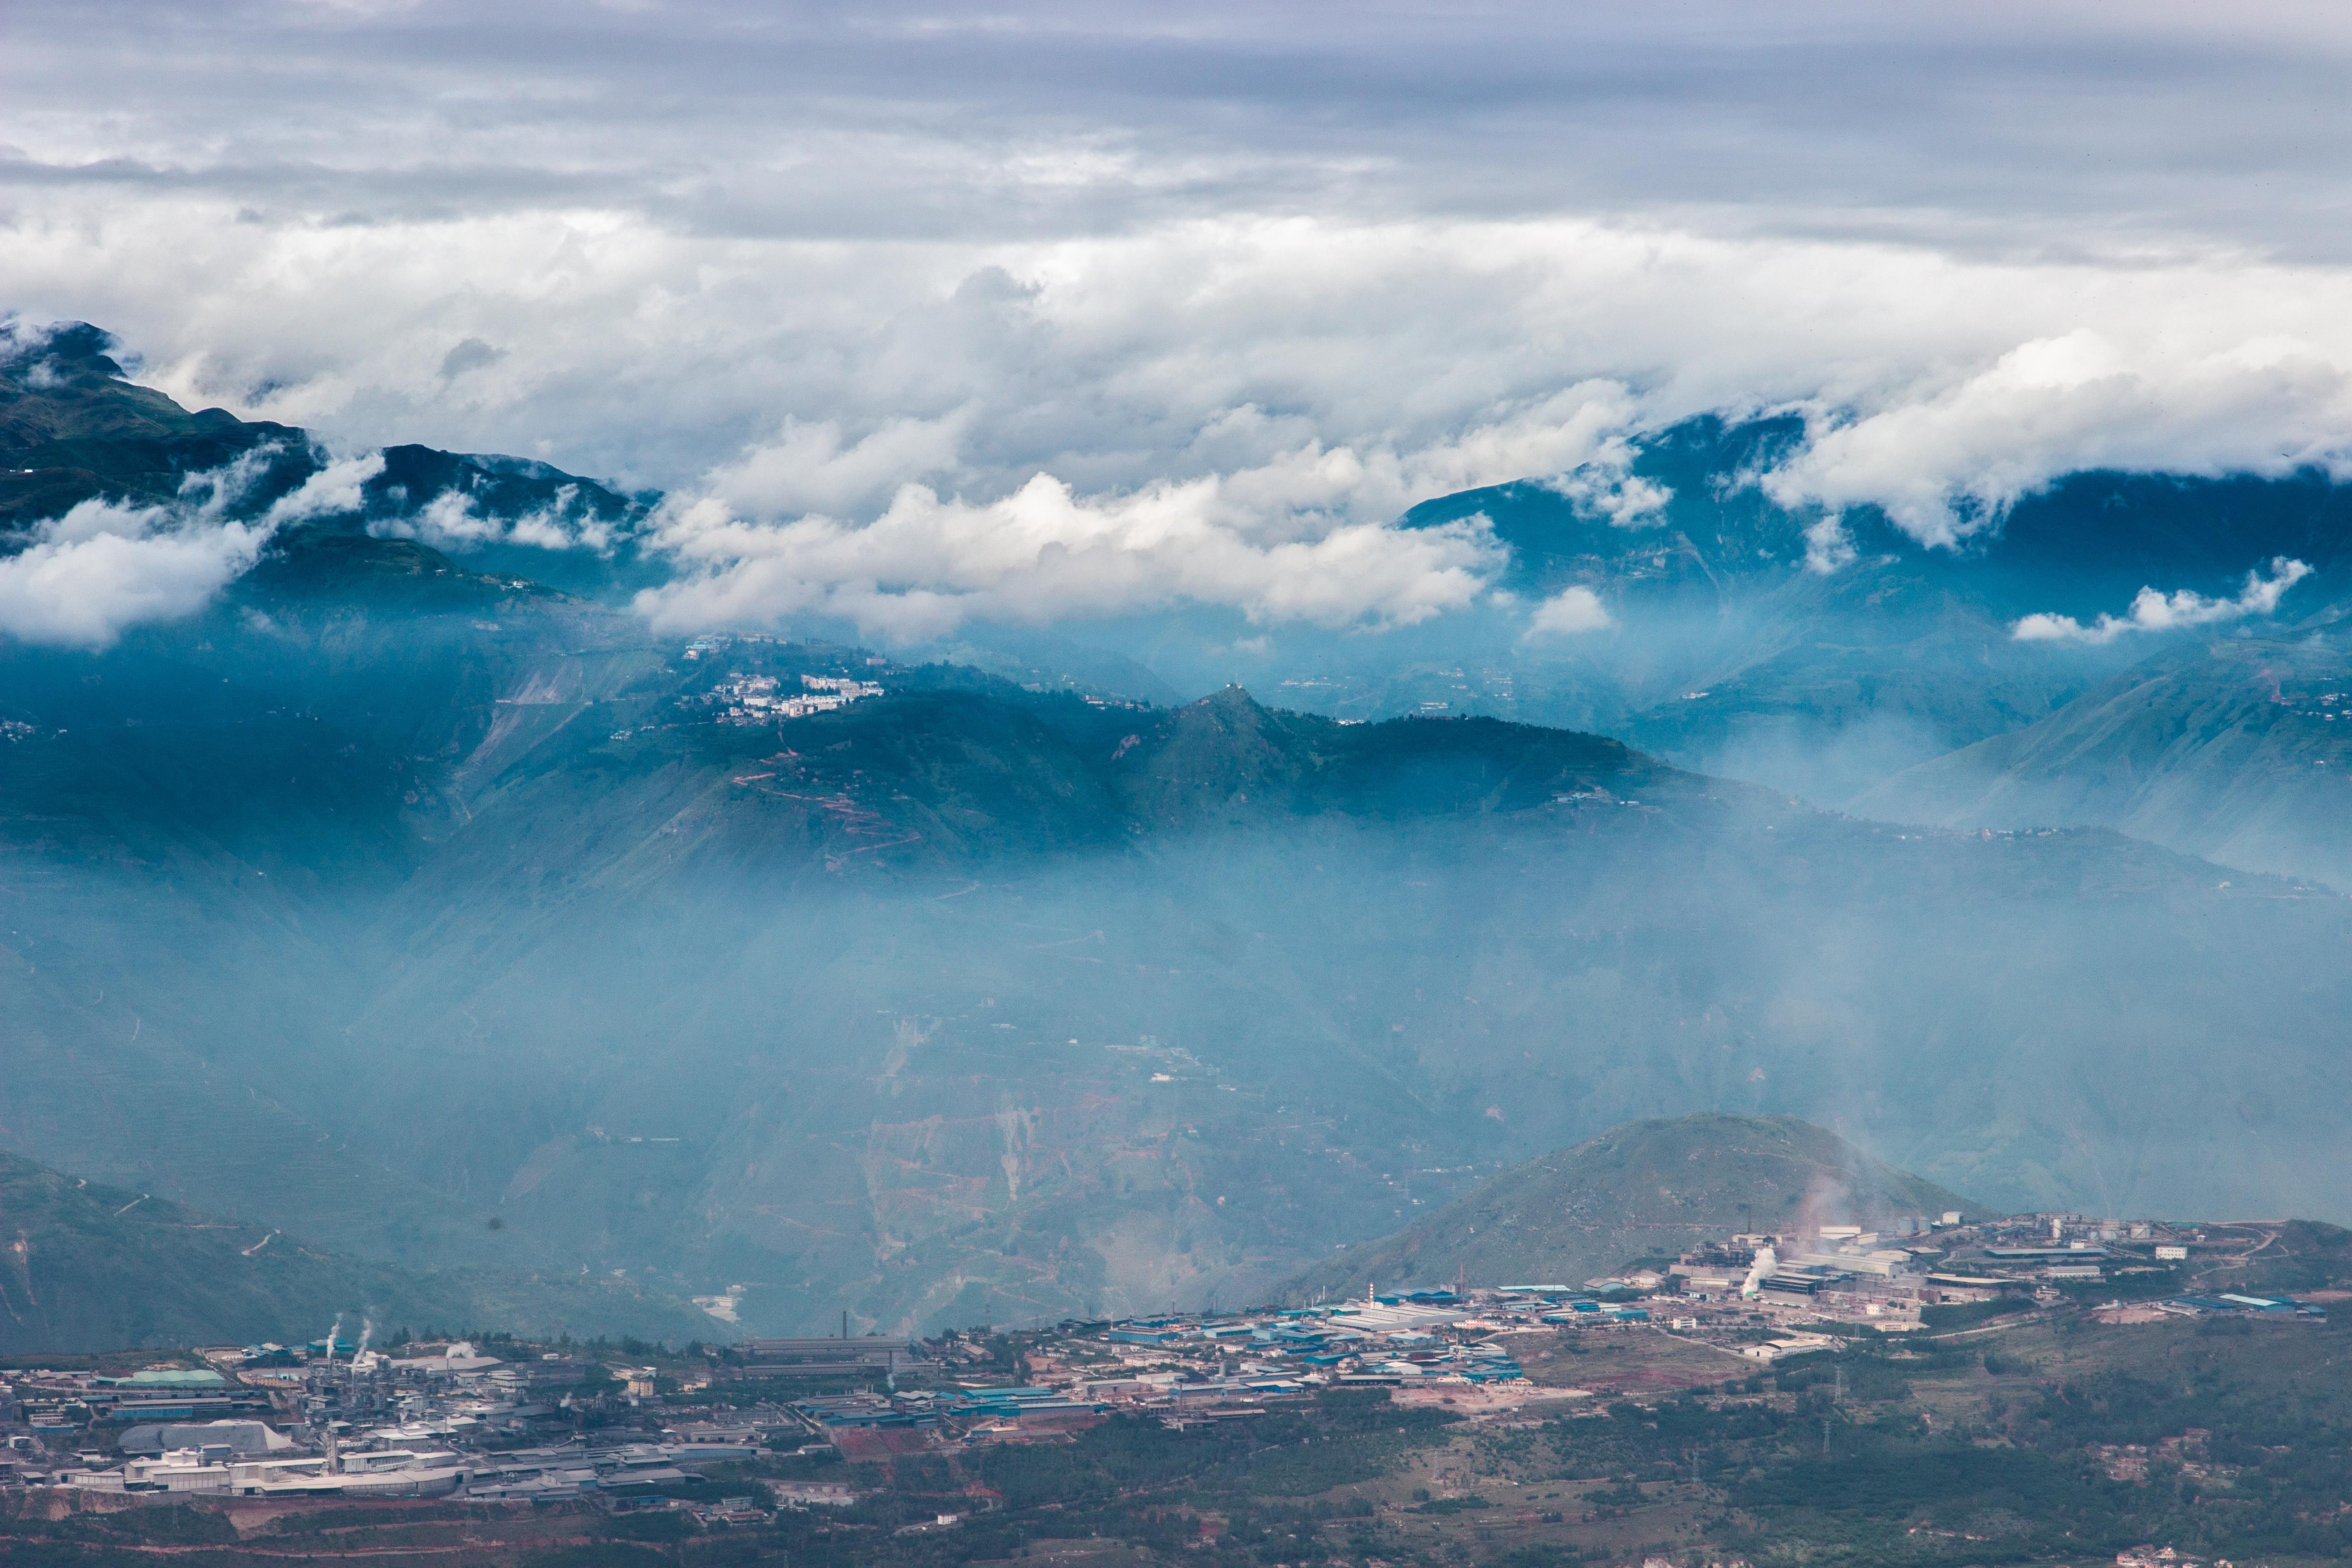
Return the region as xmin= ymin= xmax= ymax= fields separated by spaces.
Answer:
xmin=3 ymin=324 xmax=2349 ymax=1345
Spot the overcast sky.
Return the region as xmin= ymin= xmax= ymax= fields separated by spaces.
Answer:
xmin=10 ymin=1 xmax=2352 ymax=639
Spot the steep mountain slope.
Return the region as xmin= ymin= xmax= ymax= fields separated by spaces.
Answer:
xmin=1856 ymin=638 xmax=2352 ymax=889
xmin=0 ymin=322 xmax=311 ymax=529
xmin=0 ymin=1148 xmax=717 ymax=1354
xmin=1416 ymin=423 xmax=2352 ymax=627
xmin=1379 ymin=440 xmax=2352 ymax=800
xmin=0 ymin=579 xmax=674 ymax=1277
xmin=1283 ymin=1114 xmax=1990 ymax=1300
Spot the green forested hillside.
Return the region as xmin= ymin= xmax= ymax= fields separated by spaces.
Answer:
xmin=1283 ymin=1114 xmax=1989 ymax=1300
xmin=0 ymin=322 xmax=310 ymax=528
xmin=0 ymin=1148 xmax=717 ymax=1353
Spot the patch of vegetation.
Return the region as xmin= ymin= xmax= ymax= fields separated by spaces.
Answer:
xmin=977 ymin=1390 xmax=1461 ymax=1510
xmin=1921 ymin=1297 xmax=2035 ymax=1331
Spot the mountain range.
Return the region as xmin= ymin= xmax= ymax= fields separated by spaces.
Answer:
xmin=15 ymin=314 xmax=2352 ymax=841
xmin=5 ymin=318 xmax=2352 ymax=1342
xmin=1857 ymin=637 xmax=2352 ymax=889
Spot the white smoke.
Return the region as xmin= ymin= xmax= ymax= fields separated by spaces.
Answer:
xmin=2012 ymin=556 xmax=2314 ymax=644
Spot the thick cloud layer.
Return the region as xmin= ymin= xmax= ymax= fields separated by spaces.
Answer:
xmin=9 ymin=3 xmax=2352 ymax=629
xmin=1766 ymin=330 xmax=2352 ymax=549
xmin=641 ymin=477 xmax=1505 ymax=643
xmin=642 ymin=382 xmax=1623 ymax=637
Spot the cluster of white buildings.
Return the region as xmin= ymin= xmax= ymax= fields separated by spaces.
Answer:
xmin=696 ymin=672 xmax=886 ymax=725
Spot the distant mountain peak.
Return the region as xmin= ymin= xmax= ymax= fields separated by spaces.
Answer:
xmin=0 ymin=314 xmax=664 ymax=603
xmin=1 ymin=318 xmax=131 ymax=384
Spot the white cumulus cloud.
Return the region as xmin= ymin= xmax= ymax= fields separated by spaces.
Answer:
xmin=704 ymin=415 xmax=972 ymax=520
xmin=1542 ymin=444 xmax=1674 ymax=529
xmin=1523 ymin=586 xmax=1613 ymax=638
xmin=265 ymin=451 xmax=385 ymax=526
xmin=639 ymin=385 xmax=1631 ymax=639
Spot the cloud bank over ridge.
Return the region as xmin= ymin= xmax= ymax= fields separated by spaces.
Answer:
xmin=10 ymin=2 xmax=2352 ymax=634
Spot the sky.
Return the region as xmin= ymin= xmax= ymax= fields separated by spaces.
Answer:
xmin=9 ymin=1 xmax=2352 ymax=638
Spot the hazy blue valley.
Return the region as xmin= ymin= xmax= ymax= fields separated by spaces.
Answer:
xmin=18 ymin=12 xmax=2352 ymax=1566
xmin=5 ymin=322 xmax=2351 ymax=1348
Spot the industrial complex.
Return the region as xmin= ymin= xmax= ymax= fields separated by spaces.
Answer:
xmin=0 ymin=1212 xmax=2325 ymax=1530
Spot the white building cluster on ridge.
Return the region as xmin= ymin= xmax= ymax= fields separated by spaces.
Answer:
xmin=693 ymin=673 xmax=886 ymax=726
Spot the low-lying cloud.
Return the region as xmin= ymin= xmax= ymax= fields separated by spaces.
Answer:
xmin=0 ymin=503 xmax=273 ymax=647
xmin=25 ymin=200 xmax=2352 ymax=642
xmin=1767 ymin=331 xmax=2352 ymax=549
xmin=639 ymin=469 xmax=1506 ymax=644
xmin=1541 ymin=444 xmax=1673 ymax=529
xmin=369 ymin=483 xmax=617 ymax=555
xmin=639 ymin=382 xmax=1634 ymax=638
xmin=1523 ymin=586 xmax=1613 ymax=638
xmin=2011 ymin=556 xmax=2314 ymax=644
xmin=0 ymin=451 xmax=382 ymax=648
